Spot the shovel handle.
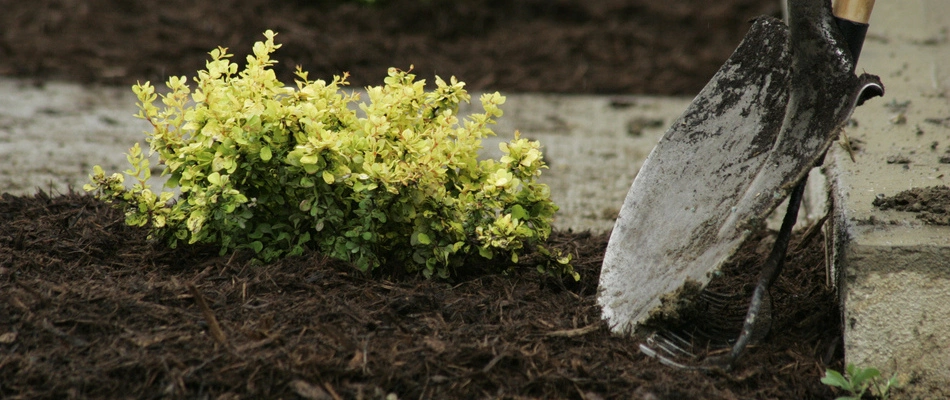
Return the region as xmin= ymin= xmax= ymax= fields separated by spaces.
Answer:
xmin=833 ymin=0 xmax=875 ymax=24
xmin=832 ymin=0 xmax=876 ymax=62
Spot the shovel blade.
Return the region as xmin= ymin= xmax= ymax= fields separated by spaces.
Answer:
xmin=598 ymin=17 xmax=793 ymax=335
xmin=598 ymin=0 xmax=883 ymax=337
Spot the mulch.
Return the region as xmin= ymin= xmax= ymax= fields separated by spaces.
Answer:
xmin=0 ymin=0 xmax=780 ymax=95
xmin=1 ymin=192 xmax=838 ymax=399
xmin=1 ymin=1 xmax=848 ymax=398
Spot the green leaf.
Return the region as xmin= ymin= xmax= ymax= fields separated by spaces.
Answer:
xmin=417 ymin=232 xmax=431 ymax=245
xmin=322 ymin=171 xmax=335 ymax=184
xmin=510 ymin=204 xmax=528 ymax=220
xmin=851 ymin=366 xmax=880 ymax=386
xmin=821 ymin=370 xmax=852 ymax=391
xmin=260 ymin=145 xmax=273 ymax=161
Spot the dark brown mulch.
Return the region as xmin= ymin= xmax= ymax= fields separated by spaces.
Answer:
xmin=1 ymin=192 xmax=839 ymax=399
xmin=0 ymin=0 xmax=779 ymax=95
xmin=0 ymin=1 xmax=847 ymax=398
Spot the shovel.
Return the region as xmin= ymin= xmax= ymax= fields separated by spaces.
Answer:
xmin=597 ymin=0 xmax=883 ymax=368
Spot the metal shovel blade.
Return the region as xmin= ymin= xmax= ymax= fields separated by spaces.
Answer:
xmin=598 ymin=0 xmax=882 ymax=336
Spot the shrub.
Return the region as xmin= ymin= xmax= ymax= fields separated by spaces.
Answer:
xmin=85 ymin=30 xmax=574 ymax=279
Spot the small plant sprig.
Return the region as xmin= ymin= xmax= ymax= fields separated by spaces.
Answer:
xmin=821 ymin=363 xmax=900 ymax=400
xmin=85 ymin=30 xmax=574 ymax=280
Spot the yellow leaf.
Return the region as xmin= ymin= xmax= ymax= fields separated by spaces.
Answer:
xmin=207 ymin=172 xmax=222 ymax=186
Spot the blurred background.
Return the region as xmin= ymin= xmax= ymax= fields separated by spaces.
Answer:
xmin=0 ymin=0 xmax=781 ymax=94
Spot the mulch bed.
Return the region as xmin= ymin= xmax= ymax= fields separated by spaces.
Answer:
xmin=1 ymin=192 xmax=839 ymax=399
xmin=1 ymin=1 xmax=848 ymax=398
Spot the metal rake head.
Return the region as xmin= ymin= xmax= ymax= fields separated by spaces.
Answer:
xmin=638 ymin=289 xmax=774 ymax=370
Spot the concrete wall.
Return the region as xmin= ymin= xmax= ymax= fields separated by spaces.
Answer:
xmin=829 ymin=0 xmax=950 ymax=397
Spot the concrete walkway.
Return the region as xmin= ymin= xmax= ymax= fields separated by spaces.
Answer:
xmin=1 ymin=1 xmax=947 ymax=396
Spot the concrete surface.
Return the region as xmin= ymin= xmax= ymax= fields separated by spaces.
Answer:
xmin=828 ymin=0 xmax=950 ymax=396
xmin=0 ymin=79 xmax=155 ymax=194
xmin=477 ymin=94 xmax=691 ymax=233
xmin=1 ymin=0 xmax=948 ymax=395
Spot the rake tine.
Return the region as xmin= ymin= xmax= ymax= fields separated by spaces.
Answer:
xmin=651 ymin=331 xmax=697 ymax=358
xmin=639 ymin=344 xmax=696 ymax=370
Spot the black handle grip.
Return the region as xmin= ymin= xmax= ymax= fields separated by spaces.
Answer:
xmin=835 ymin=17 xmax=870 ymax=63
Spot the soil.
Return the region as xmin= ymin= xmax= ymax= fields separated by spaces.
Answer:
xmin=0 ymin=1 xmax=849 ymax=399
xmin=873 ymin=185 xmax=950 ymax=225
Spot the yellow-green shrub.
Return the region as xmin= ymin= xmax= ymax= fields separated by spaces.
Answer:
xmin=85 ymin=31 xmax=574 ymax=279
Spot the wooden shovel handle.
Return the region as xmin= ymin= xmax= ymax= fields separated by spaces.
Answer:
xmin=832 ymin=0 xmax=875 ymax=24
